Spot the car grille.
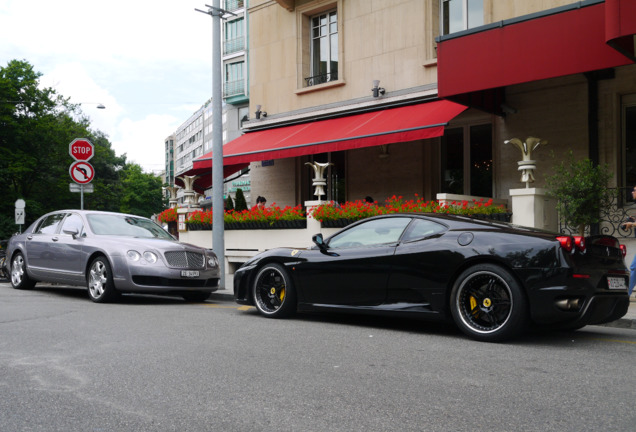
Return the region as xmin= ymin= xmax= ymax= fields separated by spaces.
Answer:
xmin=164 ymin=251 xmax=205 ymax=269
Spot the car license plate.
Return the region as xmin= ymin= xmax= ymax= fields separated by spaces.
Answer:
xmin=181 ymin=270 xmax=199 ymax=278
xmin=607 ymin=276 xmax=627 ymax=290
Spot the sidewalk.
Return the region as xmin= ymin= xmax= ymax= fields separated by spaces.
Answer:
xmin=210 ymin=275 xmax=636 ymax=330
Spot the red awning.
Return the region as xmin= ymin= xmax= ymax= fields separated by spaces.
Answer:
xmin=185 ymin=100 xmax=466 ymax=191
xmin=437 ymin=1 xmax=635 ymax=111
xmin=606 ymin=0 xmax=636 ymax=60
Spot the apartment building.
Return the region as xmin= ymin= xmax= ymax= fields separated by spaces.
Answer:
xmin=168 ymin=0 xmax=251 ymax=205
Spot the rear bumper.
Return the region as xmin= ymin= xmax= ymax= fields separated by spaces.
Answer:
xmin=531 ymin=291 xmax=629 ymax=326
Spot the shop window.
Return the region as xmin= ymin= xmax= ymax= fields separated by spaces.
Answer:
xmin=303 ymin=151 xmax=345 ymax=203
xmin=440 ymin=0 xmax=484 ymax=35
xmin=441 ymin=124 xmax=493 ymax=197
xmin=622 ymin=94 xmax=636 ymax=203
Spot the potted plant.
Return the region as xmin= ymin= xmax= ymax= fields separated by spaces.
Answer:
xmin=546 ymin=152 xmax=614 ymax=236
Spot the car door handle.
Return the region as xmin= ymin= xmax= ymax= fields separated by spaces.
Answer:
xmin=52 ymin=237 xmax=59 ymax=242
xmin=27 ymin=235 xmax=33 ymax=240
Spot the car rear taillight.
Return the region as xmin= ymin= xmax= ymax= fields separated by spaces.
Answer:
xmin=573 ymin=236 xmax=586 ymax=252
xmin=620 ymin=244 xmax=627 ymax=258
xmin=557 ymin=236 xmax=574 ymax=253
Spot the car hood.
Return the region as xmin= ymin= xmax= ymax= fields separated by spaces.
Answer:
xmin=89 ymin=235 xmax=207 ymax=253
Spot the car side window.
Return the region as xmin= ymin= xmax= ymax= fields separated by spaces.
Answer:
xmin=36 ymin=213 xmax=67 ymax=234
xmin=401 ymin=218 xmax=447 ymax=243
xmin=60 ymin=213 xmax=84 ymax=236
xmin=328 ymin=217 xmax=411 ymax=249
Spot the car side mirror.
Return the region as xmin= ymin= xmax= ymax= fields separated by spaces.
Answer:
xmin=63 ymin=228 xmax=79 ymax=239
xmin=312 ymin=233 xmax=328 ymax=252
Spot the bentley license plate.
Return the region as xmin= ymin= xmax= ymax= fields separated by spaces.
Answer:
xmin=181 ymin=270 xmax=199 ymax=278
xmin=607 ymin=276 xmax=626 ymax=290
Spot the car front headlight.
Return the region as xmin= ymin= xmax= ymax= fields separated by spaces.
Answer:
xmin=127 ymin=250 xmax=141 ymax=261
xmin=206 ymin=252 xmax=219 ymax=268
xmin=143 ymin=251 xmax=158 ymax=263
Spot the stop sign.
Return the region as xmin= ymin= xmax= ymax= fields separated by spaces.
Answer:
xmin=69 ymin=138 xmax=94 ymax=161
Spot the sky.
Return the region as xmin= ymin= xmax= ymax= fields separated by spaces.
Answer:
xmin=0 ymin=0 xmax=219 ymax=174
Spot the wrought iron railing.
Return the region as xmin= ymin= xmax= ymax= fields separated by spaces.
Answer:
xmin=304 ymin=72 xmax=338 ymax=87
xmin=558 ymin=187 xmax=636 ymax=238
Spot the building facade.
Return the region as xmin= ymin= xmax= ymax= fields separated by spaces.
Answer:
xmin=185 ymin=0 xmax=635 ymax=229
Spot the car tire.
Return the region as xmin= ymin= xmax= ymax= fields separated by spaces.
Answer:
xmin=182 ymin=292 xmax=210 ymax=302
xmin=252 ymin=263 xmax=296 ymax=318
xmin=10 ymin=252 xmax=36 ymax=290
xmin=450 ymin=263 xmax=528 ymax=342
xmin=87 ymin=256 xmax=118 ymax=303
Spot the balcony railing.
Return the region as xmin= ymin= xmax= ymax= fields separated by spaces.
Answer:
xmin=223 ymin=79 xmax=245 ymax=98
xmin=304 ymin=72 xmax=338 ymax=87
xmin=224 ymin=0 xmax=244 ymax=11
xmin=224 ymin=36 xmax=245 ymax=55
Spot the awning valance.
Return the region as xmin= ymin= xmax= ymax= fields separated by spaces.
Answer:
xmin=184 ymin=100 xmax=466 ymax=191
xmin=436 ymin=0 xmax=635 ymax=113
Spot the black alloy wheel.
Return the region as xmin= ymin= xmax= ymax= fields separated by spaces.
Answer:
xmin=252 ymin=263 xmax=296 ymax=318
xmin=450 ymin=263 xmax=528 ymax=342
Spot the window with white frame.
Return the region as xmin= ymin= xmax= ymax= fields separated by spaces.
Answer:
xmin=224 ymin=18 xmax=244 ymax=55
xmin=440 ymin=0 xmax=483 ymax=35
xmin=307 ymin=9 xmax=338 ymax=87
xmin=224 ymin=61 xmax=244 ymax=98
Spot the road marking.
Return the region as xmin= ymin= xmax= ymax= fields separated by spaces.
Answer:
xmin=203 ymin=304 xmax=255 ymax=311
xmin=204 ymin=304 xmax=241 ymax=309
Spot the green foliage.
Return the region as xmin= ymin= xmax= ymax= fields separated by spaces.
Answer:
xmin=545 ymin=152 xmax=614 ymax=236
xmin=225 ymin=195 xmax=234 ymax=211
xmin=0 ymin=59 xmax=164 ymax=238
xmin=234 ymin=188 xmax=248 ymax=211
xmin=119 ymin=163 xmax=165 ymax=218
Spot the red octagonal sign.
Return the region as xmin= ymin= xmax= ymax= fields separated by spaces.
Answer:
xmin=69 ymin=138 xmax=94 ymax=161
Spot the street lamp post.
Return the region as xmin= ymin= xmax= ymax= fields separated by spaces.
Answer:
xmin=196 ymin=1 xmax=235 ymax=289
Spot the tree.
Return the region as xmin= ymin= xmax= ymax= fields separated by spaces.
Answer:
xmin=546 ymin=152 xmax=614 ymax=236
xmin=0 ymin=59 xmax=164 ymax=238
xmin=225 ymin=195 xmax=234 ymax=211
xmin=119 ymin=163 xmax=165 ymax=218
xmin=234 ymin=188 xmax=248 ymax=211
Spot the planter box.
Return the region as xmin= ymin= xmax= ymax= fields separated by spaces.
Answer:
xmin=224 ymin=220 xmax=307 ymax=230
xmin=320 ymin=219 xmax=357 ymax=228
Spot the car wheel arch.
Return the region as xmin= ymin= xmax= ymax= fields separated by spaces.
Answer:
xmin=248 ymin=259 xmax=298 ymax=304
xmin=445 ymin=258 xmax=527 ymax=313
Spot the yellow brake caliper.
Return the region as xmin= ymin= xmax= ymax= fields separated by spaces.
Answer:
xmin=270 ymin=286 xmax=286 ymax=302
xmin=470 ymin=296 xmax=479 ymax=316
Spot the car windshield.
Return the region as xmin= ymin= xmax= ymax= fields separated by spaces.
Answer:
xmin=87 ymin=214 xmax=174 ymax=239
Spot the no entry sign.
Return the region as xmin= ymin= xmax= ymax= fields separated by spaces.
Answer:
xmin=69 ymin=161 xmax=95 ymax=184
xmin=69 ymin=138 xmax=94 ymax=161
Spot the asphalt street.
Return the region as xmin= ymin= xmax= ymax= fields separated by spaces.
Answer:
xmin=1 ymin=281 xmax=635 ymax=432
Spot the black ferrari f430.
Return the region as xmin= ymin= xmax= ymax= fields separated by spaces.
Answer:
xmin=234 ymin=214 xmax=630 ymax=342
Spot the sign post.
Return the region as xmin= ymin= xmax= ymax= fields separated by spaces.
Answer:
xmin=69 ymin=138 xmax=95 ymax=209
xmin=15 ymin=199 xmax=25 ymax=233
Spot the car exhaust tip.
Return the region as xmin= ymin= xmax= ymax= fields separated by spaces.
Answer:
xmin=556 ymin=298 xmax=582 ymax=311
